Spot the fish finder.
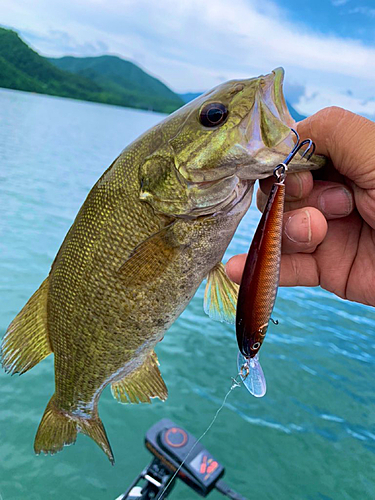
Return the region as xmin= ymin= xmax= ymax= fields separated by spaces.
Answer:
xmin=115 ymin=418 xmax=247 ymax=500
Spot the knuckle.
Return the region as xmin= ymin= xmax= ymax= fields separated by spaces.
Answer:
xmin=290 ymin=255 xmax=301 ymax=284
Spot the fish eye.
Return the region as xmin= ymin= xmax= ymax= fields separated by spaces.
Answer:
xmin=199 ymin=103 xmax=228 ymax=127
xmin=251 ymin=342 xmax=261 ymax=350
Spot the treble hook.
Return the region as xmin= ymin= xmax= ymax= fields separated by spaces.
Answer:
xmin=273 ymin=128 xmax=316 ymax=183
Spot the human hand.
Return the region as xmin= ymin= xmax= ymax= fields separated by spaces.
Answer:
xmin=226 ymin=107 xmax=375 ymax=307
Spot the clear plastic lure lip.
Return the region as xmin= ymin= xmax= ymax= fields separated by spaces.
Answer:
xmin=237 ymin=351 xmax=267 ymax=398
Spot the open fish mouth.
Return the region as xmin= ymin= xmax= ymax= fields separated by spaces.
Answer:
xmin=182 ymin=68 xmax=325 ymax=216
xmin=238 ymin=67 xmax=325 ymax=180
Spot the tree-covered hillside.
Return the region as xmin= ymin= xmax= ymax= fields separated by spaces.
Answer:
xmin=48 ymin=55 xmax=184 ymax=112
xmin=0 ymin=27 xmax=184 ymax=113
xmin=0 ymin=28 xmax=102 ymax=98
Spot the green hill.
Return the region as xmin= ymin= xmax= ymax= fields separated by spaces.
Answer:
xmin=0 ymin=28 xmax=102 ymax=99
xmin=48 ymin=55 xmax=184 ymax=113
xmin=0 ymin=27 xmax=184 ymax=113
xmin=179 ymin=92 xmax=202 ymax=103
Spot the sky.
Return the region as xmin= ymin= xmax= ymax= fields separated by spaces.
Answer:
xmin=2 ymin=0 xmax=375 ymax=119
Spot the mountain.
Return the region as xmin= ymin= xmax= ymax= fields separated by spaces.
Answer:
xmin=0 ymin=26 xmax=307 ymax=118
xmin=179 ymin=92 xmax=307 ymax=121
xmin=0 ymin=27 xmax=101 ymax=98
xmin=0 ymin=27 xmax=184 ymax=113
xmin=179 ymin=92 xmax=202 ymax=103
xmin=48 ymin=55 xmax=184 ymax=113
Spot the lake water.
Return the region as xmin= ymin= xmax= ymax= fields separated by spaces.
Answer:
xmin=1 ymin=89 xmax=375 ymax=500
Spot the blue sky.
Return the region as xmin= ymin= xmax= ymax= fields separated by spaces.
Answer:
xmin=2 ymin=0 xmax=375 ymax=119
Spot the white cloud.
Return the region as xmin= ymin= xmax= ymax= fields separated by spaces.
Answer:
xmin=349 ymin=6 xmax=375 ymax=17
xmin=295 ymin=86 xmax=375 ymax=119
xmin=1 ymin=0 xmax=375 ymax=118
xmin=332 ymin=0 xmax=349 ymax=6
xmin=21 ymin=29 xmax=109 ymax=56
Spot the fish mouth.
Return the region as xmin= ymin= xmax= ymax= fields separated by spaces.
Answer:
xmin=238 ymin=68 xmax=325 ymax=180
xmin=184 ymin=69 xmax=324 ymax=216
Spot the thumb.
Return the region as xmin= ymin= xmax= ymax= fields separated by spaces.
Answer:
xmin=297 ymin=107 xmax=375 ymax=189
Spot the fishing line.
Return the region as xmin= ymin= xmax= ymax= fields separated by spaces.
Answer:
xmin=159 ymin=375 xmax=241 ymax=500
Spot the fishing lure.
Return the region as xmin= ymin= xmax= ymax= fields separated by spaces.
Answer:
xmin=236 ymin=130 xmax=315 ymax=397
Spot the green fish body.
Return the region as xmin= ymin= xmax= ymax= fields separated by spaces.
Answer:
xmin=1 ymin=68 xmax=323 ymax=462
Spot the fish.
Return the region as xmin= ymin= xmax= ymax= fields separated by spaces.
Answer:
xmin=1 ymin=68 xmax=324 ymax=463
xmin=236 ymin=177 xmax=286 ymax=397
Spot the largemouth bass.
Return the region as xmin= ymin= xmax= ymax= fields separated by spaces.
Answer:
xmin=1 ymin=68 xmax=323 ymax=463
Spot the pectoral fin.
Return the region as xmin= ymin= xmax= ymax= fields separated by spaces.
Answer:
xmin=1 ymin=278 xmax=53 ymax=374
xmin=204 ymin=262 xmax=239 ymax=325
xmin=111 ymin=351 xmax=168 ymax=404
xmin=118 ymin=223 xmax=178 ymax=287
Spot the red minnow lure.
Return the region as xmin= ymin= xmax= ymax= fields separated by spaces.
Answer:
xmin=235 ymin=131 xmax=315 ymax=397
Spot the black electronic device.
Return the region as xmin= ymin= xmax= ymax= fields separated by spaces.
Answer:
xmin=115 ymin=419 xmax=247 ymax=500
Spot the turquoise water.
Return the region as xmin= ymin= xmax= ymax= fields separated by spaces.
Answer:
xmin=1 ymin=88 xmax=375 ymax=500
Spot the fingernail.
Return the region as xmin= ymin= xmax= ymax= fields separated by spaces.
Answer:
xmin=285 ymin=210 xmax=311 ymax=243
xmin=318 ymin=187 xmax=353 ymax=217
xmin=285 ymin=173 xmax=303 ymax=200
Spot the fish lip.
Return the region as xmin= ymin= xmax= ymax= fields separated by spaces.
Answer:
xmin=257 ymin=67 xmax=295 ymax=131
xmin=237 ymin=142 xmax=325 ymax=182
xmin=258 ymin=68 xmax=295 ymax=144
xmin=270 ymin=67 xmax=295 ymax=128
xmin=265 ymin=69 xmax=326 ymax=172
xmin=238 ymin=68 xmax=325 ymax=180
xmin=238 ymin=68 xmax=295 ymax=161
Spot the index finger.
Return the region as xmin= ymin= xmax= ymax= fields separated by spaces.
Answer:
xmin=297 ymin=107 xmax=375 ymax=189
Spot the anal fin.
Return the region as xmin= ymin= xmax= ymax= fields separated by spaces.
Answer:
xmin=111 ymin=351 xmax=168 ymax=404
xmin=204 ymin=262 xmax=239 ymax=325
xmin=1 ymin=278 xmax=52 ymax=374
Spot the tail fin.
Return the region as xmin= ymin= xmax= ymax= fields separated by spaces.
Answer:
xmin=1 ymin=278 xmax=52 ymax=374
xmin=34 ymin=395 xmax=114 ymax=464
